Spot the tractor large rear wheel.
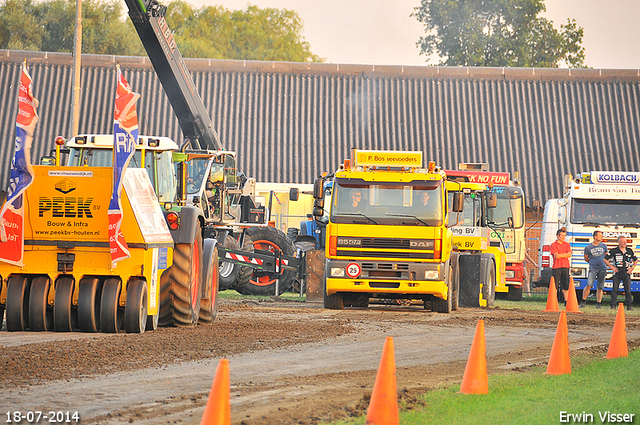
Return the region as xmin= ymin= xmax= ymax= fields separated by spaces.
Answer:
xmin=234 ymin=227 xmax=296 ymax=296
xmin=159 ymin=229 xmax=203 ymax=326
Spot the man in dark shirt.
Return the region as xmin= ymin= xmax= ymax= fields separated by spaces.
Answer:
xmin=604 ymin=236 xmax=638 ymax=311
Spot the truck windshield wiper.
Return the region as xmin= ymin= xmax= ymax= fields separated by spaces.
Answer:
xmin=384 ymin=213 xmax=429 ymax=226
xmin=577 ymin=221 xmax=602 ymax=227
xmin=341 ymin=212 xmax=379 ymax=225
xmin=619 ymin=223 xmax=640 ymax=228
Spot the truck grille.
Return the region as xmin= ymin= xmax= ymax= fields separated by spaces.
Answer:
xmin=336 ymin=250 xmax=435 ymax=259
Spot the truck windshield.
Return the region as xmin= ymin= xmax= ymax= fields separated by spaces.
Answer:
xmin=331 ymin=180 xmax=442 ymax=225
xmin=448 ymin=192 xmax=481 ymax=227
xmin=571 ymin=198 xmax=640 ymax=226
xmin=487 ymin=189 xmax=524 ymax=229
xmin=65 ymin=148 xmax=176 ymax=202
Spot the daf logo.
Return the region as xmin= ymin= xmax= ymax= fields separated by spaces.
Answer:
xmin=410 ymin=241 xmax=429 ymax=248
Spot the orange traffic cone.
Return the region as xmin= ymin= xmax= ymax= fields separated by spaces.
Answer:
xmin=543 ymin=276 xmax=560 ymax=312
xmin=365 ymin=337 xmax=399 ymax=425
xmin=606 ymin=303 xmax=628 ymax=359
xmin=201 ymin=359 xmax=230 ymax=425
xmin=460 ymin=319 xmax=488 ymax=394
xmin=565 ymin=277 xmax=582 ymax=313
xmin=545 ymin=311 xmax=571 ymax=375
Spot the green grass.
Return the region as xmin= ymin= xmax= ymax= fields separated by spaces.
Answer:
xmin=218 ymin=289 xmax=306 ymax=302
xmin=326 ymin=350 xmax=640 ymax=425
xmin=495 ymin=291 xmax=640 ymax=316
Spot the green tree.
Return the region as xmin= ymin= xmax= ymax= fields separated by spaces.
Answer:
xmin=413 ymin=0 xmax=586 ymax=68
xmin=165 ymin=1 xmax=324 ymax=62
xmin=0 ymin=0 xmax=322 ymax=62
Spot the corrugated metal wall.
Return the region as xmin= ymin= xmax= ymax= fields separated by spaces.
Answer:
xmin=2 ymin=49 xmax=640 ymax=206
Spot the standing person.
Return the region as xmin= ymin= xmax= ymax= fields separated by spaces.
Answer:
xmin=550 ymin=228 xmax=572 ymax=304
xmin=581 ymin=230 xmax=607 ymax=309
xmin=604 ymin=236 xmax=638 ymax=311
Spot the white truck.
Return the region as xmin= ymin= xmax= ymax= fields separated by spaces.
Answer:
xmin=537 ymin=171 xmax=640 ymax=302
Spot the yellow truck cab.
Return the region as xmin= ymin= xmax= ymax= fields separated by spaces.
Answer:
xmin=313 ymin=149 xmax=465 ymax=312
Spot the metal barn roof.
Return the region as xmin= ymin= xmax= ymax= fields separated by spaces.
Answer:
xmin=1 ymin=49 xmax=640 ymax=206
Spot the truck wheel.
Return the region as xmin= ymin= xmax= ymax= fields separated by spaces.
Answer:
xmin=483 ymin=266 xmax=496 ymax=307
xmin=432 ymin=269 xmax=453 ymax=313
xmin=218 ymin=235 xmax=240 ymax=291
xmin=146 ymin=311 xmax=159 ymax=331
xmin=344 ymin=293 xmax=369 ymax=308
xmin=451 ymin=262 xmax=460 ymax=311
xmin=507 ymin=284 xmax=523 ymax=301
xmin=100 ymin=278 xmax=124 ymax=333
xmin=237 ymin=226 xmax=297 ymax=296
xmin=199 ymin=240 xmax=219 ymax=324
xmin=78 ymin=277 xmax=101 ymax=333
xmin=6 ymin=276 xmax=29 ymax=331
xmin=232 ymin=234 xmax=254 ymax=294
xmin=323 ymin=291 xmax=344 ymax=310
xmin=125 ymin=279 xmax=148 ymax=333
xmin=28 ymin=277 xmax=53 ymax=331
xmin=54 ymin=277 xmax=77 ymax=332
xmin=159 ymin=229 xmax=202 ymax=326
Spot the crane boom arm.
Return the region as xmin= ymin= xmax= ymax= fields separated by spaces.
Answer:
xmin=123 ymin=0 xmax=221 ymax=150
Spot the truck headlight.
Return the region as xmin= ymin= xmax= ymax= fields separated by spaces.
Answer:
xmin=425 ymin=270 xmax=439 ymax=280
xmin=570 ymin=268 xmax=585 ymax=277
xmin=331 ymin=267 xmax=345 ymax=277
xmin=505 ymin=270 xmax=515 ymax=279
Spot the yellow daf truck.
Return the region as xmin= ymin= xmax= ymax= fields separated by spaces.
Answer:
xmin=312 ymin=149 xmax=478 ymax=312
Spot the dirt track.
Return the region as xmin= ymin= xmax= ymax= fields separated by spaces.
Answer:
xmin=1 ymin=298 xmax=639 ymax=425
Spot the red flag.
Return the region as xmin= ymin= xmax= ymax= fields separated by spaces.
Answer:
xmin=0 ymin=61 xmax=39 ymax=266
xmin=108 ymin=65 xmax=140 ymax=266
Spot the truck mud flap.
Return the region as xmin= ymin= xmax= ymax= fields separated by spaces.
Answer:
xmin=458 ymin=255 xmax=481 ymax=307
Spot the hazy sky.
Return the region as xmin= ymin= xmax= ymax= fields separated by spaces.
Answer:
xmin=185 ymin=0 xmax=640 ymax=69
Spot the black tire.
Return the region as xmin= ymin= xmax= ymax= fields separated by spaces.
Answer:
xmin=286 ymin=227 xmax=299 ymax=241
xmin=294 ymin=238 xmax=317 ymax=252
xmin=159 ymin=228 xmax=203 ymax=326
xmin=125 ymin=279 xmax=148 ymax=334
xmin=483 ymin=265 xmax=496 ymax=307
xmin=100 ymin=278 xmax=123 ymax=333
xmin=28 ymin=277 xmax=53 ymax=331
xmin=232 ymin=234 xmax=254 ymax=294
xmin=218 ymin=235 xmax=240 ymax=291
xmin=54 ymin=277 xmax=77 ymax=332
xmin=6 ymin=276 xmax=29 ymax=331
xmin=237 ymin=226 xmax=297 ymax=296
xmin=507 ymin=284 xmax=524 ymax=301
xmin=78 ymin=277 xmax=101 ymax=333
xmin=451 ymin=261 xmax=460 ymax=311
xmin=344 ymin=293 xmax=369 ymax=308
xmin=323 ymin=274 xmax=344 ymax=310
xmin=146 ymin=311 xmax=159 ymax=331
xmin=432 ymin=266 xmax=453 ymax=313
xmin=199 ymin=239 xmax=219 ymax=324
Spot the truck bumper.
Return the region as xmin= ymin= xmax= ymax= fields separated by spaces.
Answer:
xmin=325 ymin=258 xmax=448 ymax=298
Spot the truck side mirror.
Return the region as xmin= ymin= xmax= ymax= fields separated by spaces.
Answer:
xmin=289 ymin=187 xmax=299 ymax=202
xmin=487 ymin=192 xmax=497 ymax=208
xmin=452 ymin=192 xmax=463 ymax=212
xmin=313 ymin=178 xmax=325 ymax=199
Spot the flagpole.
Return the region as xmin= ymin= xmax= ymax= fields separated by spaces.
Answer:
xmin=70 ymin=0 xmax=82 ymax=137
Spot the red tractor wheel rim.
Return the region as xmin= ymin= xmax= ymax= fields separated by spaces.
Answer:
xmin=250 ymin=239 xmax=282 ymax=287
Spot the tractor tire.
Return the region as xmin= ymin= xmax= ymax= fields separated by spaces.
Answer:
xmin=28 ymin=276 xmax=53 ymax=331
xmin=6 ymin=276 xmax=29 ymax=331
xmin=125 ymin=279 xmax=148 ymax=334
xmin=54 ymin=277 xmax=77 ymax=332
xmin=286 ymin=227 xmax=299 ymax=241
xmin=198 ymin=239 xmax=219 ymax=324
xmin=234 ymin=226 xmax=297 ymax=296
xmin=159 ymin=229 xmax=203 ymax=326
xmin=218 ymin=235 xmax=240 ymax=291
